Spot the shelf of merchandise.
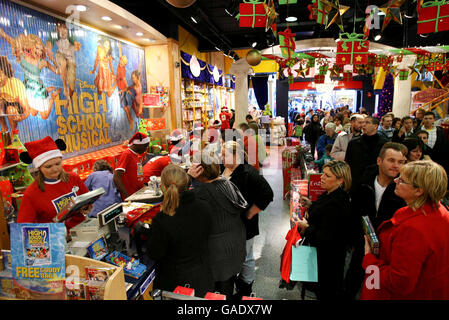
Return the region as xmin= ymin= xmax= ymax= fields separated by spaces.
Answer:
xmin=181 ymin=79 xmax=213 ymax=132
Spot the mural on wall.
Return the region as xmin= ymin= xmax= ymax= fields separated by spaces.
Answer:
xmin=0 ymin=0 xmax=146 ymax=158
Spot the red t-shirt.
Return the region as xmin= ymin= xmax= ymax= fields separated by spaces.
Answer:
xmin=219 ymin=112 xmax=232 ymax=130
xmin=17 ymin=173 xmax=89 ymax=230
xmin=115 ymin=148 xmax=145 ymax=199
xmin=143 ymin=155 xmax=171 ymax=182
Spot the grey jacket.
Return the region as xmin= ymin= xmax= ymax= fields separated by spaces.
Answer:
xmin=330 ymin=130 xmax=354 ymax=161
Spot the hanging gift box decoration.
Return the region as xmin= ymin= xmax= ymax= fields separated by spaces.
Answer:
xmin=279 ymin=27 xmax=297 ymax=60
xmin=443 ymin=57 xmax=449 ymax=72
xmin=335 ymin=33 xmax=370 ymax=65
xmin=375 ymin=54 xmax=393 ymax=68
xmin=329 ymin=64 xmax=343 ymax=77
xmin=314 ymin=74 xmax=325 ymax=83
xmin=417 ymin=0 xmax=449 ymax=34
xmin=308 ymin=0 xmax=318 ymax=20
xmin=279 ymin=0 xmax=298 ymax=4
xmin=426 ymin=55 xmax=445 ymax=71
xmin=398 ymin=69 xmax=409 ymax=80
xmin=237 ymin=0 xmax=268 ymax=28
xmin=316 ymin=0 xmax=332 ymax=25
xmin=342 ymin=71 xmax=353 ymax=82
xmin=319 ymin=65 xmax=329 ymax=75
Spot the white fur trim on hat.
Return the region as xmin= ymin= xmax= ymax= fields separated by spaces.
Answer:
xmin=33 ymin=149 xmax=63 ymax=168
xmin=130 ymin=136 xmax=150 ymax=145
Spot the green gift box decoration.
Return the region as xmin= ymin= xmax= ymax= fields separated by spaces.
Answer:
xmin=398 ymin=69 xmax=409 ymax=81
xmin=279 ymin=0 xmax=298 ymax=4
xmin=316 ymin=0 xmax=331 ymax=25
xmin=279 ymin=27 xmax=297 ymax=60
xmin=319 ymin=65 xmax=329 ymax=75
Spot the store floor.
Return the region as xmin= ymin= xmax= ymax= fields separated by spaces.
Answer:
xmin=252 ymin=145 xmax=315 ymax=300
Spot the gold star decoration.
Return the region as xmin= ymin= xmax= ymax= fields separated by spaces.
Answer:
xmin=264 ymin=0 xmax=278 ymax=34
xmin=379 ymin=0 xmax=406 ymax=32
xmin=321 ymin=0 xmax=349 ymax=32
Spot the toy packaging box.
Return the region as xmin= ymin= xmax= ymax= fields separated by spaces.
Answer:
xmin=0 ymin=270 xmax=15 ymax=298
xmin=174 ymin=285 xmax=195 ymax=297
xmin=85 ymin=266 xmax=115 ymax=282
xmin=87 ymin=236 xmax=109 ymax=261
xmin=86 ymin=280 xmax=106 ymax=300
xmin=105 ymin=251 xmax=147 ymax=279
xmin=65 ymin=280 xmax=87 ymax=300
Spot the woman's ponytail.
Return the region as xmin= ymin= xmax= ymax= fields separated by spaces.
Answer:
xmin=161 ymin=183 xmax=179 ymax=216
xmin=160 ymin=164 xmax=190 ymax=216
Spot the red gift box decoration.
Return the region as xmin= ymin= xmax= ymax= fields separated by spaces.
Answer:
xmin=417 ymin=0 xmax=449 ymax=34
xmin=336 ymin=33 xmax=369 ymax=65
xmin=314 ymin=74 xmax=325 ymax=83
xmin=343 ymin=71 xmax=353 ymax=82
xmin=238 ymin=0 xmax=268 ymax=28
xmin=204 ymin=292 xmax=226 ymax=300
xmin=173 ymin=286 xmax=195 ymax=296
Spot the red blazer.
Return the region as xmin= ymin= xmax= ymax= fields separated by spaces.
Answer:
xmin=361 ymin=203 xmax=449 ymax=300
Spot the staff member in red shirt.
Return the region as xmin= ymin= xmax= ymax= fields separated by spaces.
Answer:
xmin=219 ymin=106 xmax=232 ymax=130
xmin=113 ymin=132 xmax=149 ymax=200
xmin=17 ymin=136 xmax=91 ymax=230
xmin=142 ymin=153 xmax=182 ymax=182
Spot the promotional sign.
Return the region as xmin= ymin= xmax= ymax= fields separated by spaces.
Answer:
xmin=308 ymin=173 xmax=325 ymax=201
xmin=0 ymin=0 xmax=147 ymax=158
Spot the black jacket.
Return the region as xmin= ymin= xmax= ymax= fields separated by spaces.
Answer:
xmin=351 ymin=164 xmax=406 ymax=232
xmin=146 ymin=190 xmax=214 ymax=296
xmin=345 ymin=133 xmax=388 ymax=190
xmin=391 ymin=128 xmax=415 ymax=143
xmin=303 ymin=122 xmax=322 ymax=144
xmin=228 ymin=164 xmax=274 ymax=240
xmin=303 ymin=187 xmax=354 ymax=300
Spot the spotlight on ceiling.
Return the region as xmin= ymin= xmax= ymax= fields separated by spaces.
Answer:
xmin=374 ymin=34 xmax=382 ymax=41
xmin=191 ymin=16 xmax=198 ymax=23
xmin=136 ymin=32 xmax=143 ymax=36
xmin=75 ymin=5 xmax=87 ymax=12
xmin=101 ymin=16 xmax=112 ymax=21
xmin=251 ymin=42 xmax=257 ymax=48
xmin=419 ymin=33 xmax=430 ymax=38
xmin=286 ymin=16 xmax=298 ymax=22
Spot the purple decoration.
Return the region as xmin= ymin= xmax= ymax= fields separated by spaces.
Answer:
xmin=378 ymin=73 xmax=394 ymax=119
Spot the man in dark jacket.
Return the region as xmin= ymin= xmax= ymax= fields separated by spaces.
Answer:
xmin=345 ymin=116 xmax=388 ymax=190
xmin=344 ymin=142 xmax=408 ymax=300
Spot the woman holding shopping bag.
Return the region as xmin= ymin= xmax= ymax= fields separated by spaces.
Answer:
xmin=292 ymin=160 xmax=354 ymax=300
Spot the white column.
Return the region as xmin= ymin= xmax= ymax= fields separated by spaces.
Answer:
xmin=268 ymin=74 xmax=276 ymax=115
xmin=392 ymin=55 xmax=417 ymax=118
xmin=229 ymin=59 xmax=254 ymax=128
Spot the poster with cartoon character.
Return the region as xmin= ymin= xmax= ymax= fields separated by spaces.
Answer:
xmin=0 ymin=0 xmax=147 ymax=159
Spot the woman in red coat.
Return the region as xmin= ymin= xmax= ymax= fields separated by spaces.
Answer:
xmin=361 ymin=160 xmax=449 ymax=300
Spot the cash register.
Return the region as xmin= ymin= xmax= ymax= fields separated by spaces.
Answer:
xmin=67 ymin=202 xmax=124 ymax=256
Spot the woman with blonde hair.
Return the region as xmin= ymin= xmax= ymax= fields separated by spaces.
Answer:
xmin=146 ymin=164 xmax=214 ymax=296
xmin=362 ymin=160 xmax=449 ymax=299
xmin=293 ymin=160 xmax=355 ymax=300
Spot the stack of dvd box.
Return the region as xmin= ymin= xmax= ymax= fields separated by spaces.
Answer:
xmin=362 ymin=216 xmax=380 ymax=255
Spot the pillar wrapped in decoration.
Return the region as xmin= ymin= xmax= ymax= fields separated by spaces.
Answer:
xmin=417 ymin=0 xmax=449 ymax=34
xmin=335 ymin=33 xmax=370 ymax=65
xmin=238 ymin=0 xmax=268 ymax=28
xmin=378 ymin=73 xmax=394 ymax=119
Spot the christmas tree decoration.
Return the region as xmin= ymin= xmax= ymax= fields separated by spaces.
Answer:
xmin=336 ymin=33 xmax=370 ymax=65
xmin=264 ymin=0 xmax=278 ymax=33
xmin=378 ymin=73 xmax=394 ymax=119
xmin=279 ymin=27 xmax=297 ymax=60
xmin=398 ymin=69 xmax=409 ymax=80
xmin=246 ymin=49 xmax=263 ymax=66
xmin=417 ymin=0 xmax=449 ymax=34
xmin=321 ymin=0 xmax=350 ymax=31
xmin=237 ymin=0 xmax=268 ymax=28
xmin=379 ymin=0 xmax=406 ymax=32
xmin=279 ymin=0 xmax=298 ymax=4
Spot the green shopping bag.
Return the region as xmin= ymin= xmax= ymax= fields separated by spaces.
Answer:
xmin=290 ymin=238 xmax=318 ymax=282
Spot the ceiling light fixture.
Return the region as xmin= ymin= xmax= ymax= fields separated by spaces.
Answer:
xmin=75 ymin=5 xmax=87 ymax=12
xmin=136 ymin=32 xmax=143 ymax=36
xmin=286 ymin=16 xmax=298 ymax=22
xmin=419 ymin=33 xmax=429 ymax=38
xmin=101 ymin=16 xmax=112 ymax=21
xmin=191 ymin=16 xmax=198 ymax=23
xmin=251 ymin=42 xmax=257 ymax=48
xmin=374 ymin=34 xmax=382 ymax=41
xmin=225 ymin=8 xmax=233 ymax=16
xmin=215 ymin=47 xmax=221 ymax=51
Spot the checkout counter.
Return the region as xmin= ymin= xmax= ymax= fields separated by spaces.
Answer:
xmin=66 ymin=177 xmax=164 ymax=300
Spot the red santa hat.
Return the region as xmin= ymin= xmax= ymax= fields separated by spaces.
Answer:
xmin=20 ymin=136 xmax=66 ymax=168
xmin=222 ymin=106 xmax=228 ymax=111
xmin=128 ymin=132 xmax=150 ymax=146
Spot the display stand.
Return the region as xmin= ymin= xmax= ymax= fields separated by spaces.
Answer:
xmin=0 ymin=196 xmax=9 ymax=250
xmin=65 ymin=254 xmax=127 ymax=300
